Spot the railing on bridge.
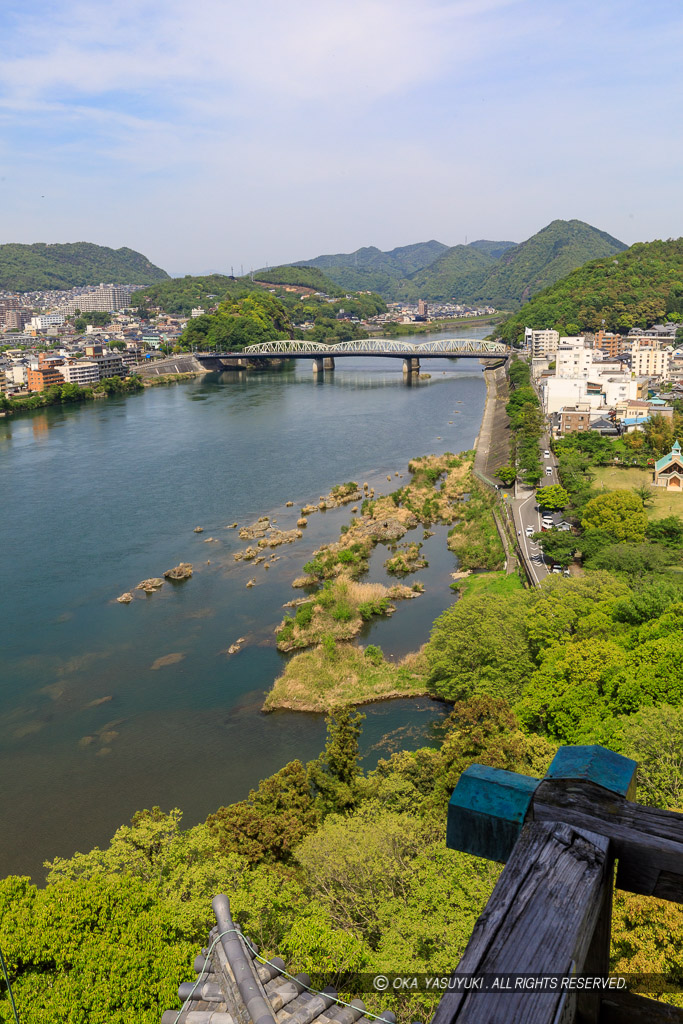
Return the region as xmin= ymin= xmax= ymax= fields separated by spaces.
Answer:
xmin=435 ymin=744 xmax=683 ymax=1024
xmin=239 ymin=338 xmax=508 ymax=357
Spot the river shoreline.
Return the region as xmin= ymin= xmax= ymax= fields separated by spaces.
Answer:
xmin=261 ymin=365 xmax=509 ymax=713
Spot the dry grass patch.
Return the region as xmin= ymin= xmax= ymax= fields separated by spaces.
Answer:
xmin=263 ymin=643 xmax=430 ymax=712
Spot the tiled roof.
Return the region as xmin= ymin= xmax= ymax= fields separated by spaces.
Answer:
xmin=161 ymin=896 xmax=396 ymax=1024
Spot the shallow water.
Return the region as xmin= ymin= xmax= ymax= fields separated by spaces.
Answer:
xmin=0 ymin=332 xmax=488 ymax=879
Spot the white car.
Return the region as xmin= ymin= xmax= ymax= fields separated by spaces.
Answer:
xmin=545 ymin=467 xmax=552 ymax=476
xmin=525 ymin=525 xmax=534 ymax=537
xmin=544 ymin=450 xmax=551 ymax=458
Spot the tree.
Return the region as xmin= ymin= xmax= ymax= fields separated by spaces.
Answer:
xmin=426 ymin=591 xmax=533 ymax=703
xmin=207 ymin=759 xmax=318 ymax=865
xmin=307 ymin=707 xmax=365 ymax=815
xmin=534 ymin=528 xmax=576 ymax=567
xmin=619 ymin=704 xmax=683 ymax=809
xmin=646 ymin=515 xmax=683 ymax=547
xmin=581 ymin=490 xmax=648 ymax=542
xmin=496 ymin=464 xmax=516 ymax=485
xmin=633 ymin=483 xmax=655 ymax=508
xmin=535 ymin=484 xmax=570 ymax=511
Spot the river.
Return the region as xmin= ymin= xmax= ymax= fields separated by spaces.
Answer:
xmin=0 ymin=329 xmax=489 ymax=879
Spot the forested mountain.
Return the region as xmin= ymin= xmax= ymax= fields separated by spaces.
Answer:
xmin=282 ymin=221 xmax=625 ymax=306
xmin=497 ymin=237 xmax=683 ymax=343
xmin=290 ymin=240 xmax=449 ymax=296
xmin=468 ymin=220 xmax=627 ymax=308
xmin=252 ymin=265 xmax=344 ymax=294
xmin=401 ymin=244 xmax=496 ymax=300
xmin=0 ymin=242 xmax=169 ymax=290
xmin=468 ymin=239 xmax=516 ymax=259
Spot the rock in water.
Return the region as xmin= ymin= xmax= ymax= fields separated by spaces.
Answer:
xmin=163 ymin=563 xmax=193 ymax=581
xmin=194 ymin=526 xmax=204 ymax=533
xmin=135 ymin=578 xmax=164 ymax=592
xmin=117 ymin=592 xmax=133 ymax=603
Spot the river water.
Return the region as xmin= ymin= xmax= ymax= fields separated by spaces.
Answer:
xmin=0 ymin=330 xmax=489 ymax=879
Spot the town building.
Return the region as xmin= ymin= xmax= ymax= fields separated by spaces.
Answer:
xmin=27 ymin=365 xmax=65 ymax=391
xmin=630 ymin=341 xmax=670 ymax=378
xmin=417 ymin=299 xmax=429 ymax=317
xmin=29 ymin=314 xmax=66 ymax=331
xmin=654 ymin=439 xmax=683 ymax=490
xmin=594 ymin=331 xmax=624 ymax=358
xmin=92 ymin=351 xmax=126 ymax=379
xmin=59 ymin=361 xmax=100 ymax=386
xmin=530 ymin=329 xmax=560 ymax=357
xmin=58 ymin=284 xmax=133 ymax=315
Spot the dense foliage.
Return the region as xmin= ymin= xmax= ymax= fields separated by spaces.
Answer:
xmin=0 ymin=242 xmax=169 ymax=290
xmin=0 ymin=376 xmax=142 ymax=412
xmin=501 ymin=358 xmax=544 ymax=485
xmin=253 ymin=266 xmax=344 ymax=295
xmin=292 ymin=221 xmax=624 ymax=305
xmin=131 ymin=274 xmax=251 ymax=315
xmin=498 ymin=237 xmax=683 ymax=343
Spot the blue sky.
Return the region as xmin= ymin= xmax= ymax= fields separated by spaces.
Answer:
xmin=1 ymin=0 xmax=682 ymax=274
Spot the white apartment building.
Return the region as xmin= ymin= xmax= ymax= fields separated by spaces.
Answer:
xmin=630 ymin=342 xmax=670 ymax=378
xmin=530 ymin=329 xmax=560 ymax=357
xmin=29 ymin=314 xmax=66 ymax=330
xmin=191 ymin=307 xmax=206 ymax=318
xmin=556 ymin=338 xmax=591 ymax=378
xmin=59 ymin=285 xmax=133 ymax=315
xmin=540 ymin=370 xmax=639 ymax=415
xmin=59 ymin=361 xmax=100 ymax=386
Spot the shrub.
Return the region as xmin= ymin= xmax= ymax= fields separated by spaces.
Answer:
xmin=364 ymin=645 xmax=384 ymax=666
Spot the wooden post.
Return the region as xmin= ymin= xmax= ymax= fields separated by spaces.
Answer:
xmin=438 ymin=745 xmax=683 ymax=1024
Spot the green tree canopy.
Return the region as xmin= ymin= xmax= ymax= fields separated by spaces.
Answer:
xmin=581 ymin=490 xmax=648 ymax=542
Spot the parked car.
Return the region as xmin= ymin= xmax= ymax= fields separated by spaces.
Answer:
xmin=551 ymin=565 xmax=562 ymax=574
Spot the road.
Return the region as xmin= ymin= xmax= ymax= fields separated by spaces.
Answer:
xmin=511 ymin=431 xmax=564 ymax=585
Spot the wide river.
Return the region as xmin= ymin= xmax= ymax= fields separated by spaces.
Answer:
xmin=0 ymin=329 xmax=490 ymax=879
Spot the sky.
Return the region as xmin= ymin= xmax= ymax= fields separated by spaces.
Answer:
xmin=1 ymin=0 xmax=682 ymax=275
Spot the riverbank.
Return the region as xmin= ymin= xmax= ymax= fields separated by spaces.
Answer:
xmin=263 ymin=446 xmax=505 ymax=711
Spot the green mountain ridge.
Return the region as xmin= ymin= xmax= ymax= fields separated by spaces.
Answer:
xmin=0 ymin=242 xmax=170 ymax=291
xmin=283 ymin=221 xmax=626 ymax=307
xmin=497 ymin=237 xmax=683 ymax=343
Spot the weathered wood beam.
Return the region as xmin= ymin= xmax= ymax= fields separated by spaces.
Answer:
xmin=433 ymin=820 xmax=611 ymax=1024
xmin=599 ymin=989 xmax=683 ymax=1024
xmin=531 ymin=779 xmax=683 ymax=902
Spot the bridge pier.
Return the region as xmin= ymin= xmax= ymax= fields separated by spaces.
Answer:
xmin=312 ymin=357 xmax=324 ymax=374
xmin=403 ymin=357 xmax=420 ymax=376
xmin=323 ymin=356 xmax=335 ymax=370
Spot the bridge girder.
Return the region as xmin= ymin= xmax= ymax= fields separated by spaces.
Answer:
xmin=238 ymin=338 xmax=507 ymax=357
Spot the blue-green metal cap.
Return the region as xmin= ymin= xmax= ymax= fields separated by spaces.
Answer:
xmin=545 ymin=745 xmax=637 ymax=799
xmin=447 ymin=764 xmax=540 ymax=864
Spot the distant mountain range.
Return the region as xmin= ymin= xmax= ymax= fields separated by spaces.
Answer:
xmin=287 ymin=220 xmax=626 ymax=307
xmin=0 ymin=242 xmax=170 ymax=291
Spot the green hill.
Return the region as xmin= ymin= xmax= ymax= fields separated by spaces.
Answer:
xmin=469 ymin=220 xmax=627 ymax=308
xmin=0 ymin=242 xmax=170 ymax=291
xmin=131 ymin=275 xmax=251 ymax=315
xmin=468 ymin=239 xmax=517 ymax=259
xmin=252 ymin=265 xmax=344 ymax=295
xmin=290 ymin=240 xmax=449 ymax=297
xmin=498 ymin=237 xmax=683 ymax=344
xmin=400 ymin=245 xmax=497 ymax=301
xmin=285 ymin=224 xmax=624 ymax=306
